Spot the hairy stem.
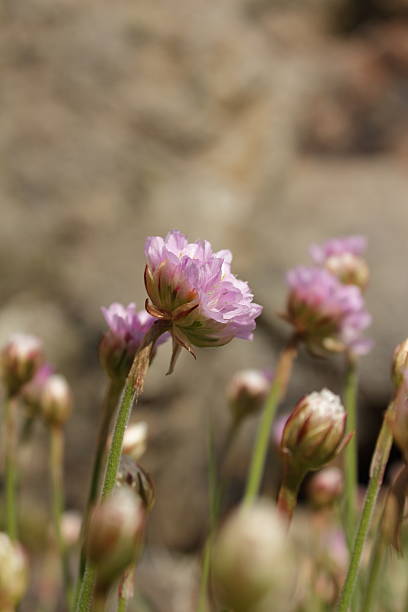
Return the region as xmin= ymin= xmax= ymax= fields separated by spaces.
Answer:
xmin=343 ymin=356 xmax=359 ymax=549
xmin=337 ymin=403 xmax=394 ymax=611
xmin=75 ymin=322 xmax=166 ymax=612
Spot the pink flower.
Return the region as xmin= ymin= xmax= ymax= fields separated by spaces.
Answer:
xmin=310 ymin=236 xmax=366 ymax=265
xmin=144 ymin=231 xmax=262 ymax=370
xmin=285 ymin=266 xmax=372 ymax=355
xmin=310 ymin=236 xmax=369 ymax=290
xmin=100 ymin=303 xmax=166 ymax=380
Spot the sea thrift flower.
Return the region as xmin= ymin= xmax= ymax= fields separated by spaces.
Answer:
xmin=144 ymin=230 xmax=262 ymax=372
xmin=0 ymin=533 xmax=28 ymax=610
xmin=310 ymin=235 xmax=369 ymax=290
xmin=285 ymin=266 xmax=371 ymax=355
xmin=281 ymin=389 xmax=349 ymax=474
xmin=100 ymin=303 xmax=164 ymax=380
xmin=227 ymin=369 xmax=271 ymax=424
xmin=0 ymin=333 xmax=43 ymax=396
xmin=212 ymin=501 xmax=297 ymax=612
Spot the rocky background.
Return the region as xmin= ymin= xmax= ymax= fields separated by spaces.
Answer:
xmin=1 ymin=0 xmax=408 ymax=610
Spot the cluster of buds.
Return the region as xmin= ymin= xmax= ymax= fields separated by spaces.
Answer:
xmin=0 ymin=334 xmax=44 ymax=397
xmin=0 ymin=533 xmax=28 ymax=610
xmin=85 ymin=488 xmax=145 ymax=593
xmin=281 ymin=389 xmax=349 ymax=479
xmin=227 ymin=369 xmax=270 ymax=424
xmin=212 ymin=501 xmax=297 ymax=612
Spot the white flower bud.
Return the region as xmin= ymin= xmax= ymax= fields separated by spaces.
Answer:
xmin=0 ymin=533 xmax=28 ymax=609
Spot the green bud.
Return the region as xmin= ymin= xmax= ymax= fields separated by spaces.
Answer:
xmin=281 ymin=389 xmax=348 ymax=474
xmin=86 ymin=488 xmax=145 ymax=592
xmin=212 ymin=501 xmax=297 ymax=612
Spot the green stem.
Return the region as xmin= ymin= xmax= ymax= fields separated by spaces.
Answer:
xmin=276 ymin=467 xmax=304 ymax=524
xmin=336 ymin=403 xmax=394 ymax=612
xmin=78 ymin=379 xmax=123 ymax=580
xmin=243 ymin=335 xmax=299 ymax=505
xmin=5 ymin=395 xmax=18 ymax=539
xmin=50 ymin=425 xmax=73 ymax=610
xmin=343 ymin=356 xmax=359 ymax=549
xmin=360 ymin=531 xmax=386 ymax=612
xmin=118 ymin=596 xmax=127 ymax=612
xmin=75 ymin=323 xmax=165 ymax=612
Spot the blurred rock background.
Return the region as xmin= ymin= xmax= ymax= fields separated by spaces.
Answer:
xmin=1 ymin=0 xmax=408 ymax=609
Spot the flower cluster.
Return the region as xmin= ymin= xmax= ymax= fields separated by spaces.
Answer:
xmin=144 ymin=230 xmax=262 ymax=369
xmin=284 ymin=235 xmax=372 ymax=356
xmin=310 ymin=235 xmax=369 ymax=290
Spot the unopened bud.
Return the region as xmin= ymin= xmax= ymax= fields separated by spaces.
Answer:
xmin=388 ymin=373 xmax=408 ymax=462
xmin=41 ymin=374 xmax=72 ymax=426
xmin=392 ymin=339 xmax=408 ymax=388
xmin=0 ymin=334 xmax=43 ymax=397
xmin=307 ymin=467 xmax=343 ymax=508
xmin=281 ymin=389 xmax=348 ymax=474
xmin=212 ymin=501 xmax=296 ymax=612
xmin=122 ymin=422 xmax=148 ymax=461
xmin=0 ymin=533 xmax=28 ymax=610
xmin=86 ymin=488 xmax=145 ymax=591
xmin=227 ymin=370 xmax=270 ymax=423
xmin=325 ymin=254 xmax=369 ymax=291
xmin=21 ymin=364 xmax=53 ymax=417
xmin=117 ymin=455 xmax=155 ymax=511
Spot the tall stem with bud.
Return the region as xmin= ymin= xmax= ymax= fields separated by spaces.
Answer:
xmin=76 ymin=322 xmax=166 ymax=612
xmin=243 ymin=334 xmax=299 ymax=505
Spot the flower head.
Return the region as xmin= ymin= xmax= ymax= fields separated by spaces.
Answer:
xmin=144 ymin=231 xmax=262 ymax=372
xmin=310 ymin=236 xmax=369 ymax=290
xmin=100 ymin=303 xmax=165 ymax=380
xmin=285 ymin=266 xmax=372 ymax=356
xmin=0 ymin=533 xmax=28 ymax=609
xmin=281 ymin=389 xmax=349 ymax=474
xmin=227 ymin=369 xmax=271 ymax=424
xmin=21 ymin=363 xmax=54 ymax=416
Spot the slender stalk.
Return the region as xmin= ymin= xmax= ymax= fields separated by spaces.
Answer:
xmin=5 ymin=395 xmax=18 ymax=539
xmin=336 ymin=403 xmax=394 ymax=611
xmin=50 ymin=425 xmax=72 ymax=610
xmin=343 ymin=355 xmax=359 ymax=549
xmin=78 ymin=379 xmax=123 ymax=579
xmin=243 ymin=335 xmax=299 ymax=505
xmin=118 ymin=596 xmax=127 ymax=612
xmin=276 ymin=467 xmax=304 ymax=523
xmin=360 ymin=530 xmax=386 ymax=612
xmin=75 ymin=322 xmax=166 ymax=612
